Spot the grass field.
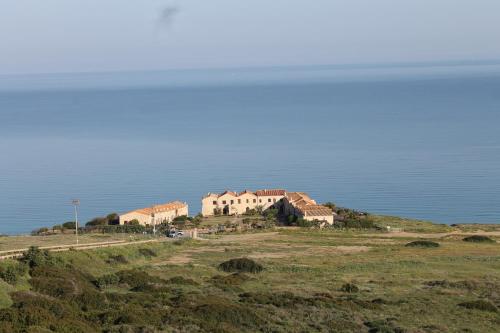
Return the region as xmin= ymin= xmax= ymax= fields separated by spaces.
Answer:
xmin=0 ymin=233 xmax=151 ymax=252
xmin=0 ymin=222 xmax=499 ymax=332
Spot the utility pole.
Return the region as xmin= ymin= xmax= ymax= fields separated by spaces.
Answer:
xmin=151 ymin=205 xmax=156 ymax=236
xmin=72 ymin=199 xmax=80 ymax=245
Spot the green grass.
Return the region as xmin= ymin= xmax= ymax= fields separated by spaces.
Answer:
xmin=0 ymin=227 xmax=499 ymax=332
xmin=369 ymin=215 xmax=454 ymax=233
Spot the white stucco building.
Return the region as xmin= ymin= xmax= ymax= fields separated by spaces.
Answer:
xmin=119 ymin=201 xmax=189 ymax=226
xmin=202 ymin=189 xmax=334 ymax=224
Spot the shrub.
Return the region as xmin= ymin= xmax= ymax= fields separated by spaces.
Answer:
xmin=297 ymin=217 xmax=314 ymax=228
xmin=106 ymin=255 xmax=129 ymax=265
xmin=323 ymin=202 xmax=336 ymax=210
xmin=94 ymin=274 xmax=120 ymax=289
xmin=264 ymin=208 xmax=278 ymax=221
xmin=211 ymin=273 xmax=251 ymax=286
xmin=405 ymin=240 xmax=440 ymax=248
xmin=86 ymin=217 xmax=108 ymax=227
xmin=340 ymin=283 xmax=359 ymax=293
xmin=106 ymin=213 xmax=120 ymax=225
xmin=462 ymin=235 xmax=495 ymax=243
xmin=458 ymin=300 xmax=498 ymax=312
xmin=364 ymin=318 xmax=406 ymax=333
xmin=115 ymin=270 xmax=165 ymax=289
xmin=0 ymin=266 xmax=18 ymax=285
xmin=138 ymin=248 xmax=157 ymax=258
xmin=18 ymin=246 xmax=57 ymax=269
xmin=127 ymin=219 xmax=140 ymax=226
xmin=62 ymin=221 xmax=76 ymax=229
xmin=218 ymin=258 xmax=263 ymax=274
xmin=168 ymin=276 xmax=199 ymax=285
xmin=31 ymin=227 xmax=49 ymax=236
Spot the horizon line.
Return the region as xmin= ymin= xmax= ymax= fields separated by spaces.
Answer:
xmin=2 ymin=58 xmax=500 ymax=78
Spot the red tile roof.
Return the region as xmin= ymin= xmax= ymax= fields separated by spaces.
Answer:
xmin=285 ymin=192 xmax=332 ymax=217
xmin=123 ymin=201 xmax=187 ymax=216
xmin=255 ymin=189 xmax=286 ymax=196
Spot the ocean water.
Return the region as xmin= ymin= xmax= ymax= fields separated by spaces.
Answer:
xmin=1 ymin=64 xmax=500 ymax=234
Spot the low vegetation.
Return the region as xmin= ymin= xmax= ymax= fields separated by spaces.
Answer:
xmin=458 ymin=300 xmax=498 ymax=312
xmin=0 ymin=219 xmax=499 ymax=332
xmin=405 ymin=240 xmax=440 ymax=248
xmin=463 ymin=235 xmax=495 ymax=243
xmin=218 ymin=258 xmax=263 ymax=274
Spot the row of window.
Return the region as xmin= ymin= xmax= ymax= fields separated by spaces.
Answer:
xmin=212 ymin=198 xmax=277 ymax=205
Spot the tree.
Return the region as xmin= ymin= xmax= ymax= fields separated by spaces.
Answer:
xmin=86 ymin=217 xmax=108 ymax=227
xmin=62 ymin=221 xmax=76 ymax=229
xmin=323 ymin=202 xmax=336 ymax=210
xmin=127 ymin=219 xmax=140 ymax=226
xmin=19 ymin=246 xmax=53 ymax=269
xmin=264 ymin=208 xmax=278 ymax=221
xmin=106 ymin=213 xmax=120 ymax=225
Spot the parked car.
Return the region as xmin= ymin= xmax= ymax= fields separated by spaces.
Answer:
xmin=167 ymin=230 xmax=184 ymax=238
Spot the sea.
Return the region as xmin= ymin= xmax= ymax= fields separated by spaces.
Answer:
xmin=1 ymin=62 xmax=500 ymax=235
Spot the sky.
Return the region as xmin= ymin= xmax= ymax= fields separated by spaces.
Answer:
xmin=1 ymin=0 xmax=500 ymax=75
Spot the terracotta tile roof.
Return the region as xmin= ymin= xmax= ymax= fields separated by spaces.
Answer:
xmin=238 ymin=190 xmax=257 ymax=197
xmin=218 ymin=190 xmax=238 ymax=197
xmin=255 ymin=189 xmax=286 ymax=196
xmin=302 ymin=206 xmax=333 ymax=217
xmin=285 ymin=192 xmax=332 ymax=217
xmin=123 ymin=201 xmax=187 ymax=216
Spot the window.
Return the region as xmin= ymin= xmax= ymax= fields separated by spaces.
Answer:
xmin=246 ymin=199 xmax=249 ymax=203
xmin=273 ymin=198 xmax=276 ymax=203
xmin=268 ymin=198 xmax=272 ymax=203
xmin=259 ymin=199 xmax=262 ymax=203
xmin=213 ymin=201 xmax=217 ymax=205
xmin=253 ymin=199 xmax=257 ymax=203
xmin=231 ymin=200 xmax=234 ymax=205
xmin=222 ymin=200 xmax=227 ymax=205
xmin=238 ymin=199 xmax=241 ymax=204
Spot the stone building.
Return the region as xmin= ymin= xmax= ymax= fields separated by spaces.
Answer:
xmin=202 ymin=189 xmax=334 ymax=224
xmin=119 ymin=201 xmax=189 ymax=226
xmin=282 ymin=192 xmax=334 ymax=225
xmin=202 ymin=189 xmax=285 ymax=216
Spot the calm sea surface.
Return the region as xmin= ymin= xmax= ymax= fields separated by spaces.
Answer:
xmin=1 ymin=64 xmax=500 ymax=234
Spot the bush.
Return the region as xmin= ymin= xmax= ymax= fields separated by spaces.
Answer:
xmin=458 ymin=300 xmax=498 ymax=312
xmin=462 ymin=235 xmax=495 ymax=243
xmin=94 ymin=274 xmax=120 ymax=289
xmin=138 ymin=248 xmax=157 ymax=258
xmin=173 ymin=215 xmax=189 ymax=222
xmin=106 ymin=213 xmax=120 ymax=225
xmin=62 ymin=221 xmax=76 ymax=229
xmin=405 ymin=240 xmax=440 ymax=248
xmin=18 ymin=246 xmax=57 ymax=269
xmin=264 ymin=208 xmax=278 ymax=221
xmin=31 ymin=227 xmax=49 ymax=236
xmin=115 ymin=270 xmax=165 ymax=289
xmin=0 ymin=267 xmax=18 ymax=285
xmin=218 ymin=258 xmax=263 ymax=274
xmin=127 ymin=219 xmax=140 ymax=226
xmin=364 ymin=318 xmax=406 ymax=333
xmin=168 ymin=276 xmax=199 ymax=285
xmin=106 ymin=255 xmax=129 ymax=265
xmin=211 ymin=273 xmax=251 ymax=286
xmin=86 ymin=217 xmax=108 ymax=227
xmin=340 ymin=283 xmax=359 ymax=293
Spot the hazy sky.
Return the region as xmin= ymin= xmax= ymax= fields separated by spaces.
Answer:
xmin=1 ymin=0 xmax=500 ymax=75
